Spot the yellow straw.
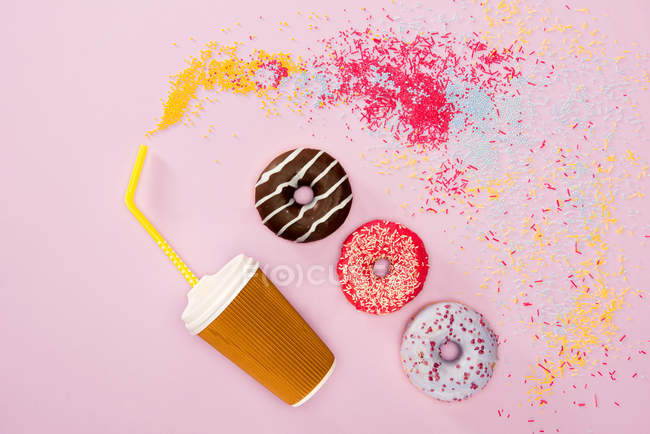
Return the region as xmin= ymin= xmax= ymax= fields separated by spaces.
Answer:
xmin=125 ymin=145 xmax=199 ymax=287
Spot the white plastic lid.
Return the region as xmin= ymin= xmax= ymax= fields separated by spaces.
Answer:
xmin=181 ymin=254 xmax=259 ymax=334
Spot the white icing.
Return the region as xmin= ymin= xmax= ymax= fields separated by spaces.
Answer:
xmin=276 ymin=175 xmax=349 ymax=237
xmin=181 ymin=254 xmax=259 ymax=334
xmin=295 ymin=194 xmax=353 ymax=242
xmin=400 ymin=302 xmax=498 ymax=402
xmin=255 ymin=151 xmax=324 ymax=208
xmin=262 ymin=199 xmax=295 ymax=224
xmin=255 ymin=148 xmax=303 ymax=188
xmin=309 ymin=160 xmax=338 ymax=188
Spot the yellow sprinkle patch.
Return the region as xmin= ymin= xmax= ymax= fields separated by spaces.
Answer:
xmin=149 ymin=42 xmax=305 ymax=134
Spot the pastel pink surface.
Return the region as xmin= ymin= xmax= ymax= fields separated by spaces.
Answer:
xmin=1 ymin=1 xmax=649 ymax=434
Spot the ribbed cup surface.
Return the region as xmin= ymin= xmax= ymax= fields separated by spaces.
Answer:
xmin=198 ymin=269 xmax=335 ymax=405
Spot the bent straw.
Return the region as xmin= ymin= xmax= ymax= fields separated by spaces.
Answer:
xmin=125 ymin=145 xmax=199 ymax=287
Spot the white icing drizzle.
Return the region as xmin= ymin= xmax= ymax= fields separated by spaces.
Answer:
xmin=262 ymin=199 xmax=295 ymax=224
xmin=309 ymin=160 xmax=338 ymax=188
xmin=255 ymin=151 xmax=324 ymax=208
xmin=295 ymin=194 xmax=353 ymax=242
xmin=254 ymin=148 xmax=304 ymax=188
xmin=276 ymin=175 xmax=349 ymax=236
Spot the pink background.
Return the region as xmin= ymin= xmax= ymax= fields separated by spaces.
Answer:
xmin=2 ymin=1 xmax=649 ymax=433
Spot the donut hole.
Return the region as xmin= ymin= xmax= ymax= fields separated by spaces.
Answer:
xmin=439 ymin=340 xmax=462 ymax=362
xmin=293 ymin=185 xmax=314 ymax=205
xmin=372 ymin=258 xmax=392 ymax=278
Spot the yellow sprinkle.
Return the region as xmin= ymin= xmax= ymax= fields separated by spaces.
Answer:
xmin=149 ymin=43 xmax=304 ymax=133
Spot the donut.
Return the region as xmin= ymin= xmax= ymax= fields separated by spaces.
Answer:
xmin=400 ymin=302 xmax=498 ymax=401
xmin=337 ymin=220 xmax=429 ymax=314
xmin=255 ymin=148 xmax=353 ymax=243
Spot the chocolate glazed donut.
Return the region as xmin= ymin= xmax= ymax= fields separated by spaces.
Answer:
xmin=255 ymin=148 xmax=353 ymax=242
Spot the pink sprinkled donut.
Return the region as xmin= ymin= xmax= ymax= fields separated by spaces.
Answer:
xmin=400 ymin=302 xmax=498 ymax=401
xmin=337 ymin=220 xmax=429 ymax=314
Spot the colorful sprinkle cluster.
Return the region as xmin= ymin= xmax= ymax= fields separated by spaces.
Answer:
xmin=312 ymin=29 xmax=516 ymax=150
xmin=305 ymin=27 xmax=523 ymax=202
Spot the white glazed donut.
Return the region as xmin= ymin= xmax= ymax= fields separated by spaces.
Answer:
xmin=400 ymin=302 xmax=498 ymax=401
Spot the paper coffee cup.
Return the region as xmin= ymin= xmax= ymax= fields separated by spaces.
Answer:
xmin=181 ymin=254 xmax=335 ymax=406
